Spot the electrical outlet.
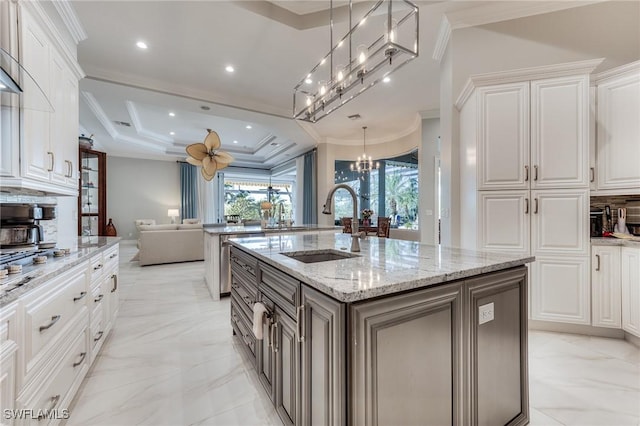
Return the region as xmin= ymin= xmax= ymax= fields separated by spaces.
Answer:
xmin=478 ymin=302 xmax=494 ymax=325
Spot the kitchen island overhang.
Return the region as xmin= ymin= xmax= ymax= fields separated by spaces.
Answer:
xmin=228 ymin=232 xmax=534 ymax=426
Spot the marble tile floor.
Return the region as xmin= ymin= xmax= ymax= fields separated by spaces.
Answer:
xmin=64 ymin=241 xmax=640 ymax=426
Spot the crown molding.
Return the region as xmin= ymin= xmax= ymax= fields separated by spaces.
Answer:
xmin=21 ymin=0 xmax=85 ymax=80
xmin=81 ymin=91 xmax=164 ymax=152
xmin=432 ymin=16 xmax=451 ymax=62
xmin=455 ymin=58 xmax=605 ymax=110
xmin=51 ymin=0 xmax=87 ymax=44
xmin=445 ymin=1 xmax=605 ymax=31
xmin=124 ymin=101 xmax=173 ymax=145
xmin=296 ymin=120 xmax=322 ymax=144
xmin=593 ymin=60 xmax=640 ymax=84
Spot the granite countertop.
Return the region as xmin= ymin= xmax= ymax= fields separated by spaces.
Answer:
xmin=591 ymin=237 xmax=640 ymax=248
xmin=229 ymin=233 xmax=534 ymax=302
xmin=0 ymin=237 xmax=120 ymax=307
xmin=203 ymin=224 xmax=339 ymax=236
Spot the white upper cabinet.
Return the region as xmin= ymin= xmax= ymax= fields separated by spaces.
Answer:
xmin=531 ymin=76 xmax=589 ymax=189
xmin=595 ymin=66 xmax=640 ymax=192
xmin=477 ymin=83 xmax=530 ymax=190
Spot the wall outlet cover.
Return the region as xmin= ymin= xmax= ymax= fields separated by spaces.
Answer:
xmin=479 ymin=302 xmax=494 ymax=325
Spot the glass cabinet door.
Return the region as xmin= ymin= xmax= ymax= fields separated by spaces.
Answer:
xmin=78 ymin=148 xmax=106 ymax=236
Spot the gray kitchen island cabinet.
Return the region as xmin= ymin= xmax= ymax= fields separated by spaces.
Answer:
xmin=229 ymin=233 xmax=533 ymax=426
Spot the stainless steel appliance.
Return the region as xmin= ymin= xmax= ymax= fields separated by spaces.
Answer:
xmin=0 ymin=204 xmax=43 ymax=248
xmin=590 ymin=208 xmax=604 ymax=237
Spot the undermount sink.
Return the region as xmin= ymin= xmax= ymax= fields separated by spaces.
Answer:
xmin=281 ymin=249 xmax=359 ymax=263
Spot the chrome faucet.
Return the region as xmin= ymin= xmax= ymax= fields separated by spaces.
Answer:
xmin=322 ymin=184 xmax=361 ymax=252
xmin=276 ymin=201 xmax=285 ymax=229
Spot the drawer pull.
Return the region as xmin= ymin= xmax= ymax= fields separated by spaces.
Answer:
xmin=297 ymin=305 xmax=305 ymax=342
xmin=242 ymin=295 xmax=253 ymax=306
xmin=590 ymin=167 xmax=595 ymax=183
xmin=595 ymin=254 xmax=601 ymax=271
xmin=47 ymin=152 xmax=54 ymax=172
xmin=109 ymin=253 xmax=117 ymax=259
xmin=39 ymin=315 xmax=61 ymax=332
xmin=73 ymin=291 xmax=87 ymax=302
xmin=94 ymin=294 xmax=104 ymax=303
xmin=524 ymin=165 xmax=529 ymax=181
xmin=273 ymin=322 xmax=279 ymax=353
xmin=37 ymin=394 xmax=60 ymax=420
xmin=73 ymin=352 xmax=87 ymax=367
xmin=93 ymin=264 xmax=103 ymax=271
xmin=94 ymin=331 xmax=104 ymax=342
xmin=111 ymin=274 xmax=118 ymax=292
xmin=534 ymin=165 xmax=538 ymax=181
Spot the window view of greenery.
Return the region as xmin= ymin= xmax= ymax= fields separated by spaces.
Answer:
xmin=224 ymin=179 xmax=293 ymax=224
xmin=334 ymin=149 xmax=418 ymax=229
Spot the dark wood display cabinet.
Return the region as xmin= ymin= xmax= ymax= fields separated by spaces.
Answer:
xmin=78 ymin=148 xmax=107 ymax=236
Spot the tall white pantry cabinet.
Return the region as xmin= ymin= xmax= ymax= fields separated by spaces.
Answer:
xmin=459 ymin=70 xmax=591 ymax=325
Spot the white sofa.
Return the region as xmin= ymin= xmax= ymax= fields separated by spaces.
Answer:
xmin=137 ymin=222 xmax=204 ymax=266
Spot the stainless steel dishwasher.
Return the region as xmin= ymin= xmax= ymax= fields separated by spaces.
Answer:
xmin=220 ymin=232 xmax=264 ymax=296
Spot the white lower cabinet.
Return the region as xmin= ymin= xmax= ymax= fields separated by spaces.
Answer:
xmin=621 ymin=247 xmax=640 ymax=337
xmin=2 ymin=244 xmax=119 ymax=425
xmin=591 ymin=246 xmax=622 ymax=328
xmin=530 ymin=256 xmax=590 ymax=324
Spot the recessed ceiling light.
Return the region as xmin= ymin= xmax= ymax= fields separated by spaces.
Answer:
xmin=0 ymin=83 xmax=6 ymax=89
xmin=169 ymin=112 xmax=175 ymax=117
xmin=225 ymin=65 xmax=235 ymax=73
xmin=246 ymin=125 xmax=252 ymax=129
xmin=200 ymin=105 xmax=210 ymax=111
xmin=170 ymin=131 xmax=175 ymax=136
xmin=383 ymin=76 xmax=391 ymax=83
xmin=305 ymin=78 xmax=312 ymax=84
xmin=136 ymin=41 xmax=148 ymax=49
xmin=233 ymin=140 xmax=238 ymax=144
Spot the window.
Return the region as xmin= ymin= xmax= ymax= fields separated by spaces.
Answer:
xmin=334 ymin=149 xmax=418 ymax=229
xmin=223 ymin=178 xmax=294 ymax=224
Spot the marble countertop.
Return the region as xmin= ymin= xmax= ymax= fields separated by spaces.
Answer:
xmin=203 ymin=224 xmax=339 ymax=236
xmin=591 ymin=237 xmax=640 ymax=248
xmin=229 ymin=233 xmax=534 ymax=302
xmin=0 ymin=237 xmax=120 ymax=307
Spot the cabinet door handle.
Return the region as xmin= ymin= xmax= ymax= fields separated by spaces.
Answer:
xmin=73 ymin=352 xmax=87 ymax=367
xmin=590 ymin=167 xmax=595 ymax=183
xmin=109 ymin=253 xmax=117 ymax=259
xmin=273 ymin=322 xmax=279 ymax=353
xmin=525 ymin=198 xmax=529 ymax=214
xmin=534 ymin=198 xmax=539 ymax=214
xmin=296 ymin=304 xmax=305 ymax=343
xmin=93 ymin=264 xmax=103 ymax=271
xmin=65 ymin=160 xmax=72 ymax=178
xmin=73 ymin=291 xmax=87 ymax=302
xmin=94 ymin=294 xmax=104 ymax=303
xmin=524 ymin=165 xmax=529 ymax=182
xmin=534 ymin=165 xmax=538 ymax=181
xmin=37 ymin=395 xmax=60 ymax=420
xmin=94 ymin=331 xmax=104 ymax=342
xmin=269 ymin=318 xmax=274 ymax=349
xmin=47 ymin=152 xmax=54 ymax=172
xmin=595 ymin=254 xmax=601 ymax=271
xmin=111 ymin=274 xmax=118 ymax=293
xmin=39 ymin=315 xmax=61 ymax=332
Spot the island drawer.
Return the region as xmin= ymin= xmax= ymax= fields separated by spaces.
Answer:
xmin=231 ymin=263 xmax=258 ymax=296
xmin=231 ymin=247 xmax=258 ymax=278
xmin=259 ymin=262 xmax=299 ymax=319
xmin=103 ymin=245 xmax=119 ymax=271
xmin=231 ymin=302 xmax=256 ymax=361
xmin=231 ymin=283 xmax=254 ymax=324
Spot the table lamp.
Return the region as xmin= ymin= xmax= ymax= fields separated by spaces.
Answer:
xmin=168 ymin=209 xmax=179 ymax=224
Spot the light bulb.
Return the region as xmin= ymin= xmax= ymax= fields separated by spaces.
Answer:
xmin=337 ymin=69 xmax=344 ymax=82
xmin=319 ymin=81 xmax=327 ymax=96
xmin=306 ymin=97 xmax=312 ymax=106
xmin=385 ymin=19 xmax=398 ymax=44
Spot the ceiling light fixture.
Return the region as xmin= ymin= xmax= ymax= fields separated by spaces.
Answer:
xmin=136 ymin=41 xmax=148 ymax=49
xmin=383 ymin=76 xmax=391 ymax=83
xmin=225 ymin=65 xmax=235 ymax=73
xmin=170 ymin=131 xmax=175 ymax=135
xmin=169 ymin=112 xmax=175 ymax=117
xmin=293 ymin=0 xmax=418 ymax=123
xmin=185 ymin=129 xmax=234 ymax=181
xmin=350 ymin=126 xmax=379 ymax=173
xmin=246 ymin=125 xmax=252 ymax=129
xmin=233 ymin=140 xmax=238 ymax=144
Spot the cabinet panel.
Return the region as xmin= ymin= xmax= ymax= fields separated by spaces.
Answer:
xmin=531 ymin=189 xmax=589 ymax=255
xmin=478 ymin=191 xmax=530 ymax=253
xmin=591 ymin=246 xmax=622 ymax=328
xmin=531 ymin=76 xmax=588 ymax=188
xmin=477 ymin=83 xmax=530 ymax=190
xmin=48 ymin=50 xmax=69 ymax=186
xmin=274 ymin=309 xmax=298 ymax=426
xmin=621 ymin=248 xmax=640 ymax=337
xmin=596 ymin=72 xmax=640 ymax=191
xmin=300 ymin=286 xmax=345 ymax=426
xmin=530 ymin=256 xmax=590 ymax=324
xmin=351 ymin=284 xmax=461 ymax=426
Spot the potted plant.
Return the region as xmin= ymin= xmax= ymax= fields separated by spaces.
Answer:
xmin=361 ymin=209 xmax=374 ymax=226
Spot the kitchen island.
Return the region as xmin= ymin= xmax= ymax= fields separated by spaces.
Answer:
xmin=203 ymin=225 xmax=338 ymax=300
xmin=228 ymin=232 xmax=534 ymax=426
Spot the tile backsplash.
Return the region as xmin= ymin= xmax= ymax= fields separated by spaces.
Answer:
xmin=0 ymin=194 xmax=59 ymax=242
